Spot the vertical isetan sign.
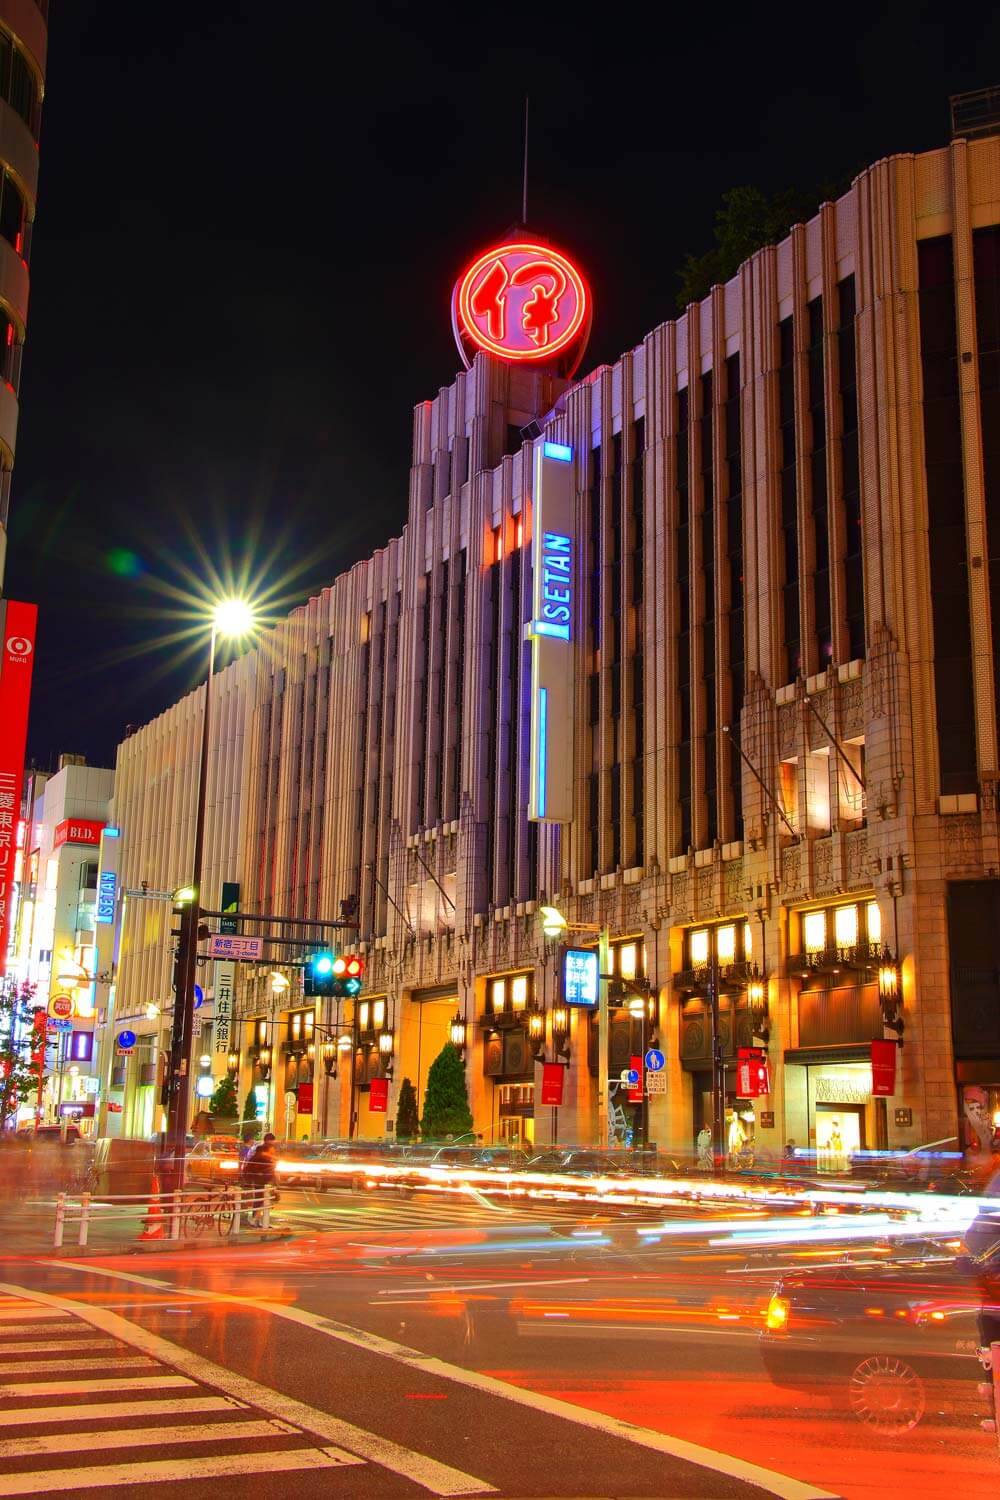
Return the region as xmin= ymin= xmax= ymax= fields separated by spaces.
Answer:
xmin=528 ymin=441 xmax=576 ymax=823
xmin=0 ymin=600 xmax=37 ymax=976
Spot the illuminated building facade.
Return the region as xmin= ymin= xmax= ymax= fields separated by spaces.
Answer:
xmin=11 ymin=755 xmax=114 ymax=1128
xmin=0 ymin=0 xmax=45 ymax=588
xmin=107 ymin=113 xmax=1000 ymax=1159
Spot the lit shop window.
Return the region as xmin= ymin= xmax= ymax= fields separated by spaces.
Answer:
xmin=686 ymin=923 xmax=751 ymax=967
xmin=834 ymin=904 xmax=858 ymax=949
xmin=799 ymin=900 xmax=880 ymax=956
xmin=371 ymin=997 xmax=386 ymax=1030
xmin=716 ymin=926 xmax=736 ymax=963
xmin=618 ymin=943 xmax=637 ymax=980
xmin=803 ymin=911 xmax=826 ymax=954
xmin=488 ymin=972 xmax=534 ymax=1015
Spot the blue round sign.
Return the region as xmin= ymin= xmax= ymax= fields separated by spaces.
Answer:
xmin=117 ymin=1029 xmax=137 ymax=1049
xmin=193 ymin=985 xmax=204 ymax=1009
xmin=644 ymin=1048 xmax=665 ymax=1072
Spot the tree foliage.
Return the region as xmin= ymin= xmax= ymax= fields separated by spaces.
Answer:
xmin=395 ymin=1076 xmax=419 ymax=1141
xmin=243 ymin=1089 xmax=257 ymax=1122
xmin=675 ymin=181 xmax=851 ymax=310
xmin=0 ymin=980 xmax=39 ymax=1129
xmin=419 ymin=1043 xmax=473 ymax=1140
xmin=209 ymin=1072 xmax=238 ymax=1120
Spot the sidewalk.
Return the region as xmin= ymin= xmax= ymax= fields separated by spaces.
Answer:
xmin=0 ymin=1195 xmax=290 ymax=1260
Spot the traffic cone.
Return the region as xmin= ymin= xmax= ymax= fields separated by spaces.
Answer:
xmin=139 ymin=1173 xmax=165 ymax=1240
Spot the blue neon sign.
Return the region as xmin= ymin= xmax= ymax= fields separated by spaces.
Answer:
xmin=96 ymin=870 xmax=117 ymax=925
xmin=543 ymin=440 xmax=573 ymax=463
xmin=535 ymin=531 xmax=572 ymax=640
xmin=535 ymin=687 xmax=548 ymax=818
xmin=563 ymin=947 xmax=599 ymax=1007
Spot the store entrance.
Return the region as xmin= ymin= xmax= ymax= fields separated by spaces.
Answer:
xmin=816 ymin=1103 xmax=865 ymax=1171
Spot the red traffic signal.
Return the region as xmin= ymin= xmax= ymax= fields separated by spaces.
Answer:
xmin=345 ymin=956 xmax=364 ymax=979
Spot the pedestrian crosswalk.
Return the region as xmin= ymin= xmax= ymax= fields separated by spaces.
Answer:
xmin=276 ymin=1190 xmax=577 ymax=1232
xmin=0 ymin=1292 xmax=366 ymax=1494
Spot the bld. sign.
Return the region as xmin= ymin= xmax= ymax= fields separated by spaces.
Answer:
xmin=452 ymin=241 xmax=591 ymax=375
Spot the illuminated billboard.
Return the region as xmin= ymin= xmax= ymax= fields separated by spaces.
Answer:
xmin=452 ymin=240 xmax=591 ymax=375
xmin=528 ymin=441 xmax=576 ymax=822
xmin=563 ymin=947 xmax=599 ymax=1007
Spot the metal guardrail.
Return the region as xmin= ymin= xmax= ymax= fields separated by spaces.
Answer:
xmin=52 ymin=1184 xmax=273 ymax=1248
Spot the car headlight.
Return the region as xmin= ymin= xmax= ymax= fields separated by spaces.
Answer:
xmin=766 ymin=1293 xmax=790 ymax=1332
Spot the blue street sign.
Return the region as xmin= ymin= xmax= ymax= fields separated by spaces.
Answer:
xmin=626 ymin=1068 xmax=640 ymax=1087
xmin=117 ymin=1029 xmax=137 ymax=1049
xmin=644 ymin=1048 xmax=665 ymax=1072
xmin=52 ymin=1018 xmax=74 ymax=1033
xmin=193 ymin=985 xmax=204 ymax=1008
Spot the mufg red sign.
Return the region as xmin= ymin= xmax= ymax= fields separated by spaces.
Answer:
xmin=0 ymin=600 xmax=37 ymax=977
xmin=452 ymin=241 xmax=590 ymax=375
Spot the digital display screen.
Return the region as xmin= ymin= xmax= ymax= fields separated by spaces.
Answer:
xmin=563 ymin=947 xmax=599 ymax=1007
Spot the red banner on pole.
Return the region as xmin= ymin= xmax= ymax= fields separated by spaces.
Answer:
xmin=368 ymin=1077 xmax=389 ymax=1112
xmin=870 ymin=1039 xmax=897 ymax=1096
xmin=0 ymin=600 xmax=37 ymax=977
xmin=628 ymin=1055 xmax=643 ymax=1103
xmin=737 ymin=1047 xmax=771 ymax=1098
xmin=541 ymin=1063 xmax=565 ymax=1106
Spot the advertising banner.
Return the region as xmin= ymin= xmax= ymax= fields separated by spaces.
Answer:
xmin=541 ymin=1062 xmax=566 ymax=1106
xmin=870 ymin=1038 xmax=897 ymax=1096
xmin=368 ymin=1077 xmax=389 ymax=1112
xmin=0 ymin=600 xmax=37 ymax=976
xmin=737 ymin=1046 xmax=771 ymax=1098
xmin=627 ymin=1054 xmax=644 ymax=1103
xmin=563 ymin=946 xmax=598 ymax=1006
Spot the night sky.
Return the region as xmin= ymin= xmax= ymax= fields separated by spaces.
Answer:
xmin=4 ymin=1 xmax=997 ymax=767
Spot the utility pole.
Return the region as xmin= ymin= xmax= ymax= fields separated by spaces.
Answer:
xmin=709 ymin=950 xmax=725 ymax=1172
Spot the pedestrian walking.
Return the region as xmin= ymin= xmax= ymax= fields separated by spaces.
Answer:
xmin=241 ymin=1132 xmax=277 ymax=1226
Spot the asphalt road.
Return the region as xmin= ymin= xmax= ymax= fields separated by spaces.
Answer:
xmin=1 ymin=1183 xmax=997 ymax=1499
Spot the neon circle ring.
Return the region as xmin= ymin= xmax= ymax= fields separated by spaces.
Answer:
xmin=452 ymin=240 xmax=591 ymax=375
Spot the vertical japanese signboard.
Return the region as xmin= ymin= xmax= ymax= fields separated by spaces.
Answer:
xmin=528 ymin=441 xmax=576 ymax=823
xmin=0 ymin=601 xmax=37 ymax=976
xmin=870 ymin=1039 xmax=897 ymax=1097
xmin=212 ymin=880 xmax=239 ymax=1059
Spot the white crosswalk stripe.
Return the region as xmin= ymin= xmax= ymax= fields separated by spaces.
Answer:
xmin=0 ymin=1294 xmax=364 ymax=1495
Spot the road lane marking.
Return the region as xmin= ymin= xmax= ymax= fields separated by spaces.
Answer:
xmin=0 ymin=1340 xmax=121 ymax=1353
xmin=0 ymin=1308 xmax=67 ymax=1321
xmin=377 ymin=1277 xmax=590 ymax=1297
xmin=0 ymin=1419 xmax=284 ymax=1458
xmin=45 ymin=1262 xmax=839 ymax=1500
xmin=0 ymin=1375 xmax=194 ymax=1396
xmin=0 ymin=1323 xmax=82 ymax=1336
xmin=0 ymin=1357 xmax=155 ymax=1374
xmin=1 ymin=1279 xmax=493 ymax=1497
xmin=0 ymin=1396 xmax=244 ymax=1427
xmin=0 ymin=1448 xmax=354 ymax=1493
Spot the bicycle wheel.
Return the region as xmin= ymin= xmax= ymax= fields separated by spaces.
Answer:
xmin=215 ymin=1189 xmax=237 ymax=1237
xmin=183 ymin=1194 xmax=212 ymax=1238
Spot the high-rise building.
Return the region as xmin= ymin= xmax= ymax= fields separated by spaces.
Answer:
xmin=0 ymin=0 xmax=45 ymax=587
xmin=106 ymin=103 xmax=1000 ymax=1164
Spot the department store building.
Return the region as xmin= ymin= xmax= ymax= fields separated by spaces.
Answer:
xmin=107 ymin=111 xmax=1000 ymax=1162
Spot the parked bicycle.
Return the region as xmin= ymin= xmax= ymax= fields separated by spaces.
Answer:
xmin=182 ymin=1183 xmax=238 ymax=1238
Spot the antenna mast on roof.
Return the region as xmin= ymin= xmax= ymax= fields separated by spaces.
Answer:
xmin=521 ymin=95 xmax=529 ymax=226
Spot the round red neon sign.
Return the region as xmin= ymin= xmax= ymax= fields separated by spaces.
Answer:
xmin=452 ymin=241 xmax=590 ymax=371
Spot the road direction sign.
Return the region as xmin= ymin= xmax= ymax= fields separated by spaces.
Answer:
xmin=208 ymin=934 xmax=263 ymax=961
xmin=645 ymin=1070 xmax=667 ymax=1095
xmin=644 ymin=1048 xmax=665 ymax=1072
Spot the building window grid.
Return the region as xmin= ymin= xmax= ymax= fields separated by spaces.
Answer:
xmin=700 ymin=373 xmax=718 ymax=848
xmin=778 ymin=316 xmax=800 ymax=683
xmin=724 ymin=354 xmax=744 ymax=840
xmin=837 ymin=276 xmax=866 ymax=662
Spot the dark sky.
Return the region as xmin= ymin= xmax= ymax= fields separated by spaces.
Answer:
xmin=4 ymin=1 xmax=997 ymax=766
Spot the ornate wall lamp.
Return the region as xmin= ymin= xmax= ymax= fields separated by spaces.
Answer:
xmin=226 ymin=1049 xmax=239 ymax=1076
xmin=746 ymin=975 xmax=770 ymax=1043
xmin=551 ymin=1003 xmax=570 ymax=1059
xmin=449 ymin=1013 xmax=468 ymax=1055
xmin=878 ymin=959 xmax=903 ymax=1036
xmin=527 ymin=1008 xmax=546 ymax=1060
xmin=321 ymin=1040 xmax=338 ymax=1079
xmin=257 ymin=1045 xmax=272 ymax=1082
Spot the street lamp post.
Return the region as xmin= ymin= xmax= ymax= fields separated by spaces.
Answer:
xmin=162 ymin=598 xmax=254 ymax=1189
xmin=539 ymin=906 xmax=610 ymax=1148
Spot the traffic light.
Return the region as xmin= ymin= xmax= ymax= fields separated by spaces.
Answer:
xmin=304 ymin=950 xmax=336 ymax=997
xmin=303 ymin=951 xmax=365 ymax=998
xmin=332 ymin=955 xmax=365 ymax=998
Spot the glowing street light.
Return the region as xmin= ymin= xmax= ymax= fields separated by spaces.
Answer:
xmin=540 ymin=905 xmax=568 ymax=939
xmin=213 ymin=597 xmax=256 ymax=638
xmin=270 ymin=970 xmax=290 ymax=994
xmin=163 ymin=594 xmax=258 ymax=1187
